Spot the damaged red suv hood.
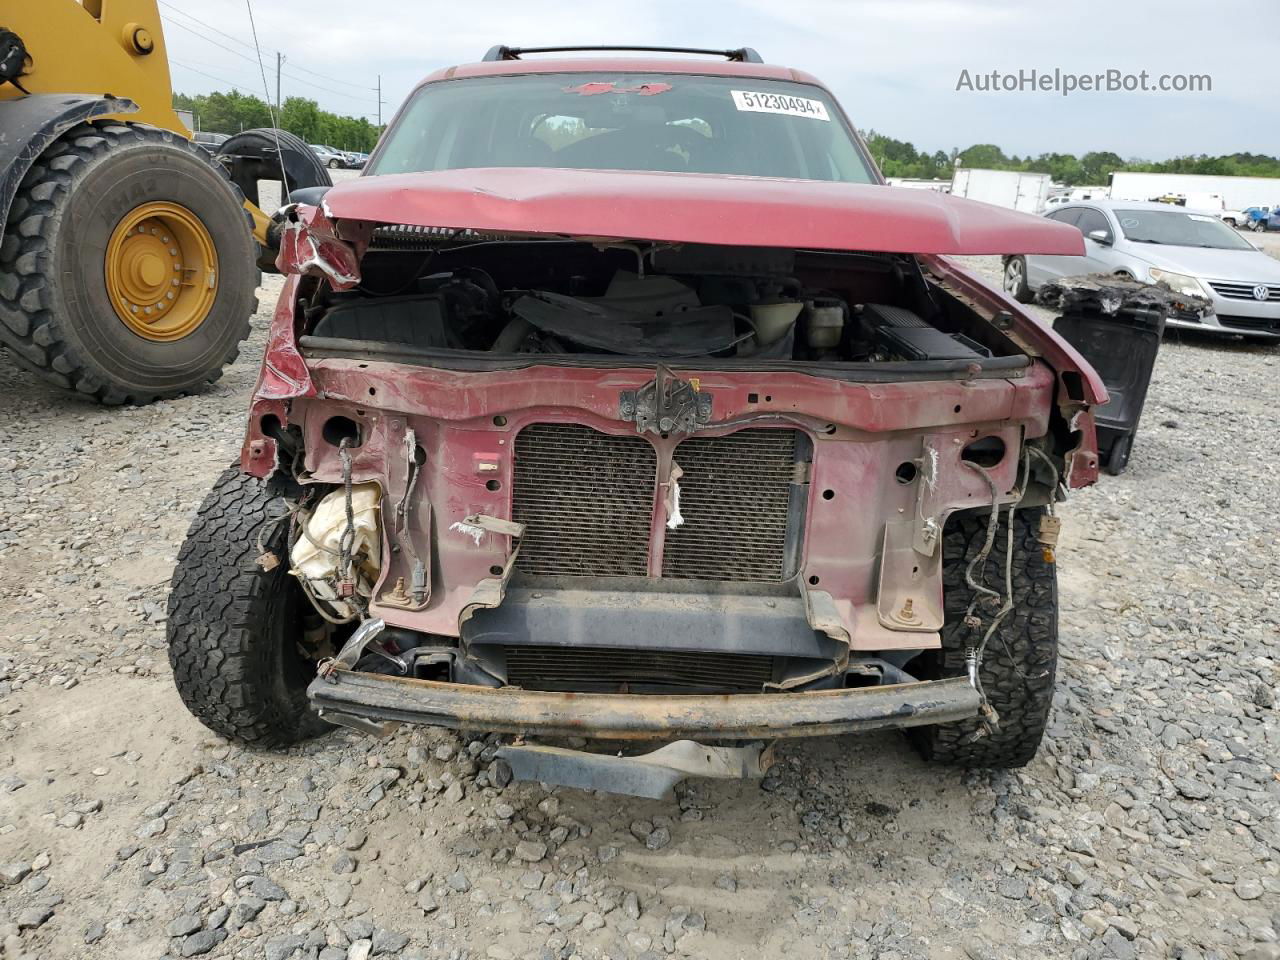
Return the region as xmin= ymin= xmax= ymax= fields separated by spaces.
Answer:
xmin=319 ymin=167 xmax=1084 ymax=256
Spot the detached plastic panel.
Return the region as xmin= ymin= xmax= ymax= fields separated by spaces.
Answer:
xmin=1052 ymin=305 xmax=1165 ymax=475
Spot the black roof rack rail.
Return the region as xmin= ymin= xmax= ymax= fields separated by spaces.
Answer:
xmin=481 ymin=45 xmax=763 ymax=63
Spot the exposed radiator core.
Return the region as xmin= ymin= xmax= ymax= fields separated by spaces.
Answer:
xmin=512 ymin=423 xmax=656 ymax=577
xmin=662 ymin=430 xmax=798 ymax=582
xmin=511 ymin=423 xmax=801 ymax=582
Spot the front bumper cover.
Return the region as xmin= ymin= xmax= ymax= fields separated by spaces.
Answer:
xmin=307 ymin=669 xmax=981 ymax=741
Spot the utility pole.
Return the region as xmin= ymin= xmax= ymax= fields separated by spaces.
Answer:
xmin=275 ymin=51 xmax=284 ymax=115
xmin=376 ymin=74 xmax=382 ymax=126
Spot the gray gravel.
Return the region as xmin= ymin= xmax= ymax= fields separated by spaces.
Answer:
xmin=0 ymin=206 xmax=1277 ymax=959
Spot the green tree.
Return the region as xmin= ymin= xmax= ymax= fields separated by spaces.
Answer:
xmin=279 ymin=97 xmax=323 ymax=144
xmin=174 ymin=91 xmax=383 ymax=152
xmin=1080 ymin=151 xmax=1125 ymax=184
xmin=957 ymin=143 xmax=1008 ymax=168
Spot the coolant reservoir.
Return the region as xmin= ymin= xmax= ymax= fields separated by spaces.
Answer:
xmin=749 ymin=301 xmax=803 ymax=345
xmin=290 ymin=483 xmax=382 ymax=618
xmin=806 ymin=299 xmax=846 ymax=348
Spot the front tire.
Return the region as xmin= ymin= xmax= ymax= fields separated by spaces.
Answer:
xmin=1002 ymin=256 xmax=1034 ymax=304
xmin=328 ymin=158 xmax=341 ymax=169
xmin=911 ymin=506 xmax=1058 ymax=767
xmin=167 ymin=467 xmax=329 ymax=747
xmin=0 ymin=121 xmax=255 ymax=404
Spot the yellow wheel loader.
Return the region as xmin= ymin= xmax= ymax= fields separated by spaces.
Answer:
xmin=0 ymin=0 xmax=330 ymax=404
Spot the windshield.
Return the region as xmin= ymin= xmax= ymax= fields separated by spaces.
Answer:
xmin=369 ymin=74 xmax=876 ymax=183
xmin=1116 ymin=209 xmax=1254 ymax=250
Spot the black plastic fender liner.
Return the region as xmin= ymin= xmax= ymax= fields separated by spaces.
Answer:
xmin=309 ymin=669 xmax=982 ymax=741
xmin=0 ymin=93 xmax=135 ymax=233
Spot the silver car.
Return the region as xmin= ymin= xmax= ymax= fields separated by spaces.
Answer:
xmin=309 ymin=144 xmax=349 ymax=169
xmin=1003 ymin=200 xmax=1280 ymax=339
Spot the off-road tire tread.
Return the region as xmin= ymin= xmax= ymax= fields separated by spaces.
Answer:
xmin=166 ymin=467 xmax=327 ymax=747
xmin=916 ymin=507 xmax=1058 ymax=767
xmin=0 ymin=120 xmax=257 ymax=405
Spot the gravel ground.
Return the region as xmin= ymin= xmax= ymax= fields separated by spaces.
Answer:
xmin=1 ymin=195 xmax=1278 ymax=960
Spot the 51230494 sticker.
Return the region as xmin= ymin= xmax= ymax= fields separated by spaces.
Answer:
xmin=731 ymin=90 xmax=830 ymax=121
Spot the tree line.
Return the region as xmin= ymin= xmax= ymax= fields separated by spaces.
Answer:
xmin=172 ymin=90 xmax=383 ymax=152
xmin=862 ymin=131 xmax=1280 ymax=186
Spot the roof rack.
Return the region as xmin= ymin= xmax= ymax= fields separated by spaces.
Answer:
xmin=481 ymin=45 xmax=763 ymax=63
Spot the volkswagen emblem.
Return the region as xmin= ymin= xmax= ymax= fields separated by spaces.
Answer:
xmin=1254 ymin=284 xmax=1271 ymax=301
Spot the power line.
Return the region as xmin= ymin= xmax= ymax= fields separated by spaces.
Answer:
xmin=169 ymin=59 xmax=255 ymax=94
xmin=163 ymin=14 xmax=378 ymax=105
xmin=158 ymin=0 xmax=374 ymax=91
xmin=163 ymin=16 xmax=262 ymax=68
xmin=242 ymin=0 xmax=290 ymax=197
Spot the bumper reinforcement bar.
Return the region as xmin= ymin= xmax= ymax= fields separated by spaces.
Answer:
xmin=308 ymin=670 xmax=981 ymax=741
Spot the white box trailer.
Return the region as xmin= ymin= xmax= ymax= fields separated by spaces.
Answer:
xmin=949 ymin=168 xmax=1053 ymax=214
xmin=1108 ymin=172 xmax=1280 ymax=211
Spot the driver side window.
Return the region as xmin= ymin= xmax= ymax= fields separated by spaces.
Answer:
xmin=1075 ymin=209 xmax=1113 ymax=243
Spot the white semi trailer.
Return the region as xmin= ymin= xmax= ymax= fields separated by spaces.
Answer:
xmin=950 ymin=168 xmax=1053 ymax=214
xmin=1108 ymin=172 xmax=1280 ymax=211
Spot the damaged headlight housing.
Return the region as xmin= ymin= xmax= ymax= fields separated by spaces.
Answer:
xmin=1148 ymin=268 xmax=1207 ymax=302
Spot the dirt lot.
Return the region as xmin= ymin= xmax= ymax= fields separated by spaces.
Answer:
xmin=1 ymin=197 xmax=1278 ymax=959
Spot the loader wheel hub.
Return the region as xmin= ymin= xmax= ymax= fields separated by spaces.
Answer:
xmin=105 ymin=202 xmax=218 ymax=342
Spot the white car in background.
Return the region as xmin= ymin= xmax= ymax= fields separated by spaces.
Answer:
xmin=1003 ymin=200 xmax=1280 ymax=339
xmin=309 ymin=144 xmax=348 ymax=169
xmin=1221 ymin=208 xmax=1248 ymax=228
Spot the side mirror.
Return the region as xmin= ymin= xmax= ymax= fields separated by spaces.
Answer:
xmin=1087 ymin=229 xmax=1112 ymax=246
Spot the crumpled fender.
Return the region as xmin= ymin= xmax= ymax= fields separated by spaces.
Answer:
xmin=247 ymin=205 xmax=378 ymax=475
xmin=240 ymin=274 xmax=313 ymax=477
xmin=924 ymin=255 xmax=1107 ymax=488
xmin=274 ymin=202 xmax=373 ymax=289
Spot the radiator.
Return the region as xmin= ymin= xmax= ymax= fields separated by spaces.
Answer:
xmin=511 ymin=423 xmax=801 ymax=582
xmin=661 ymin=430 xmax=798 ymax=581
xmin=512 ymin=423 xmax=656 ymax=577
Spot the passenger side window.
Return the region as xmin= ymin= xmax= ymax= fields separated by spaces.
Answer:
xmin=1075 ymin=209 xmax=1113 ymax=242
xmin=1047 ymin=208 xmax=1082 ymax=226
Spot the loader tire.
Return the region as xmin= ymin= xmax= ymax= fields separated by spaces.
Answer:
xmin=167 ymin=467 xmax=329 ymax=747
xmin=0 ymin=121 xmax=256 ymax=404
xmin=911 ymin=506 xmax=1058 ymax=768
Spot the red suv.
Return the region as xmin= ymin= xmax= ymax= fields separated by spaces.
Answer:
xmin=167 ymin=46 xmax=1103 ymax=795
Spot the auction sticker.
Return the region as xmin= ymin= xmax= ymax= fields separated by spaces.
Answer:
xmin=731 ymin=90 xmax=830 ymax=121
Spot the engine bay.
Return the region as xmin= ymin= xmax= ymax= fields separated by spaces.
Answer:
xmin=299 ymin=238 xmax=1022 ymax=367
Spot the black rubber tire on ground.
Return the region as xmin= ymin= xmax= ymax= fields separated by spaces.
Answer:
xmin=910 ymin=506 xmax=1058 ymax=767
xmin=1104 ymin=434 xmax=1132 ymax=475
xmin=167 ymin=467 xmax=330 ymax=747
xmin=0 ymin=121 xmax=256 ymax=404
xmin=1002 ymin=256 xmax=1034 ymax=304
xmin=328 ymin=158 xmax=341 ymax=169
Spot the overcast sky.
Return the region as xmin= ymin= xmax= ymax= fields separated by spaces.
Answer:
xmin=161 ymin=0 xmax=1279 ymax=159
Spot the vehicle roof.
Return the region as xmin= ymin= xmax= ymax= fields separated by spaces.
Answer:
xmin=1063 ymin=199 xmax=1218 ymax=213
xmin=421 ymin=57 xmax=825 ymax=88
